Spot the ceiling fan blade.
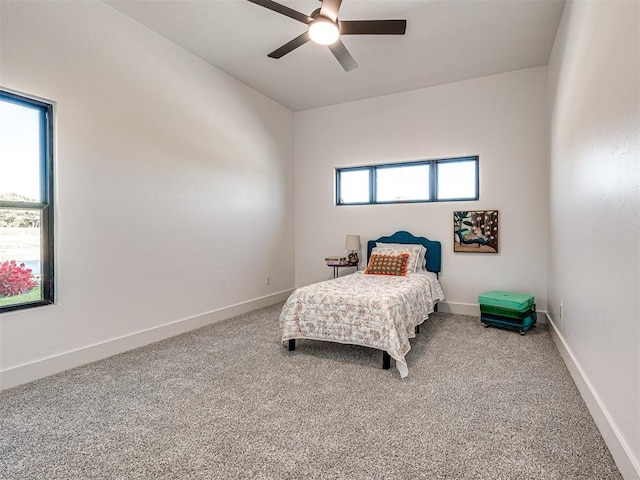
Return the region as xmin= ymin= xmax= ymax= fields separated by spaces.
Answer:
xmin=339 ymin=20 xmax=407 ymax=35
xmin=319 ymin=0 xmax=342 ymax=22
xmin=247 ymin=0 xmax=311 ymax=24
xmin=328 ymin=40 xmax=358 ymax=72
xmin=268 ymin=32 xmax=311 ymax=59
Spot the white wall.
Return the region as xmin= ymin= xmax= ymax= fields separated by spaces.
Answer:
xmin=0 ymin=2 xmax=636 ymax=475
xmin=547 ymin=1 xmax=640 ymax=478
xmin=0 ymin=0 xmax=295 ymax=389
xmin=294 ymin=67 xmax=549 ymax=315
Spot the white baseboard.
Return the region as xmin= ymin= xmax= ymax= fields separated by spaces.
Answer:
xmin=548 ymin=315 xmax=640 ymax=480
xmin=438 ymin=301 xmax=548 ymax=323
xmin=0 ymin=289 xmax=293 ymax=392
xmin=437 ymin=301 xmax=479 ymax=316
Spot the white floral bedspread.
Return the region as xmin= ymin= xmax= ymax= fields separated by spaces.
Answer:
xmin=280 ymin=271 xmax=445 ymax=378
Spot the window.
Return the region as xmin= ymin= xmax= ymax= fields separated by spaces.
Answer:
xmin=377 ymin=163 xmax=430 ymax=202
xmin=336 ymin=156 xmax=478 ymax=205
xmin=338 ymin=168 xmax=370 ymax=204
xmin=0 ymin=90 xmax=54 ymax=312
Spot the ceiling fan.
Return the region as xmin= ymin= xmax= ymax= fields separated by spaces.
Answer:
xmin=247 ymin=0 xmax=407 ymax=72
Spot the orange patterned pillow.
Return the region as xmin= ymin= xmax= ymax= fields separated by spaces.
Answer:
xmin=364 ymin=253 xmax=409 ymax=276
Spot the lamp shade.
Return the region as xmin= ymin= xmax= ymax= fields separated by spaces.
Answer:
xmin=345 ymin=235 xmax=361 ymax=251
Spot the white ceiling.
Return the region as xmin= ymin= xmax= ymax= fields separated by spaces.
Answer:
xmin=106 ymin=0 xmax=566 ymax=112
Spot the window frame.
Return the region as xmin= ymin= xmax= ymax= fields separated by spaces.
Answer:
xmin=335 ymin=156 xmax=479 ymax=206
xmin=336 ymin=166 xmax=373 ymax=205
xmin=0 ymin=89 xmax=55 ymax=313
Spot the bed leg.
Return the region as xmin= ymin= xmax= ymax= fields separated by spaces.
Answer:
xmin=434 ymin=303 xmax=439 ymax=312
xmin=382 ymin=351 xmax=390 ymax=370
xmin=288 ymin=339 xmax=296 ymax=351
xmin=415 ymin=325 xmax=420 ymax=334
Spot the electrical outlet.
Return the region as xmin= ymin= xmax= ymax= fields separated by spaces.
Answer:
xmin=559 ymin=300 xmax=563 ymax=320
xmin=265 ymin=275 xmax=270 ymax=285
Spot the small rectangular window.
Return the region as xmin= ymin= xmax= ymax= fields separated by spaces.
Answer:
xmin=336 ymin=156 xmax=478 ymax=205
xmin=0 ymin=90 xmax=55 ymax=313
xmin=436 ymin=158 xmax=478 ymax=201
xmin=376 ymin=163 xmax=430 ymax=203
xmin=337 ymin=168 xmax=370 ymax=204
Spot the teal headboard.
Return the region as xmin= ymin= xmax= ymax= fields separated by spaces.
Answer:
xmin=367 ymin=231 xmax=442 ymax=274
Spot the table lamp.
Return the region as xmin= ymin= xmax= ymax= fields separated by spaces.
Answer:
xmin=345 ymin=235 xmax=361 ymax=265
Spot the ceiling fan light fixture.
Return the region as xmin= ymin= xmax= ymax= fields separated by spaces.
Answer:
xmin=247 ymin=0 xmax=407 ymax=72
xmin=308 ymin=17 xmax=340 ymax=45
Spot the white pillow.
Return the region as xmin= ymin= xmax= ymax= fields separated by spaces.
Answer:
xmin=373 ymin=243 xmax=427 ymax=273
xmin=375 ymin=242 xmax=427 ymax=271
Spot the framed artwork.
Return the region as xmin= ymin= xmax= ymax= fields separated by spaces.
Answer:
xmin=453 ymin=210 xmax=499 ymax=253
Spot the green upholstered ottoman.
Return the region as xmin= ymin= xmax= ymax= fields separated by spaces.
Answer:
xmin=478 ymin=290 xmax=535 ymax=312
xmin=478 ymin=291 xmax=536 ymax=335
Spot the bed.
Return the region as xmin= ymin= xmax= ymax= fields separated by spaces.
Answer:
xmin=280 ymin=231 xmax=445 ymax=378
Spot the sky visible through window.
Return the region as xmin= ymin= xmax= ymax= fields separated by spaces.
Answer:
xmin=377 ymin=164 xmax=430 ymax=202
xmin=0 ymin=100 xmax=41 ymax=202
xmin=340 ymin=169 xmax=369 ymax=203
xmin=437 ymin=161 xmax=477 ymax=200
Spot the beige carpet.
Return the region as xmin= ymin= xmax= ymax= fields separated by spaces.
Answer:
xmin=0 ymin=303 xmax=621 ymax=479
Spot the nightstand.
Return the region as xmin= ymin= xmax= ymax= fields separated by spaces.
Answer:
xmin=327 ymin=263 xmax=358 ymax=279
